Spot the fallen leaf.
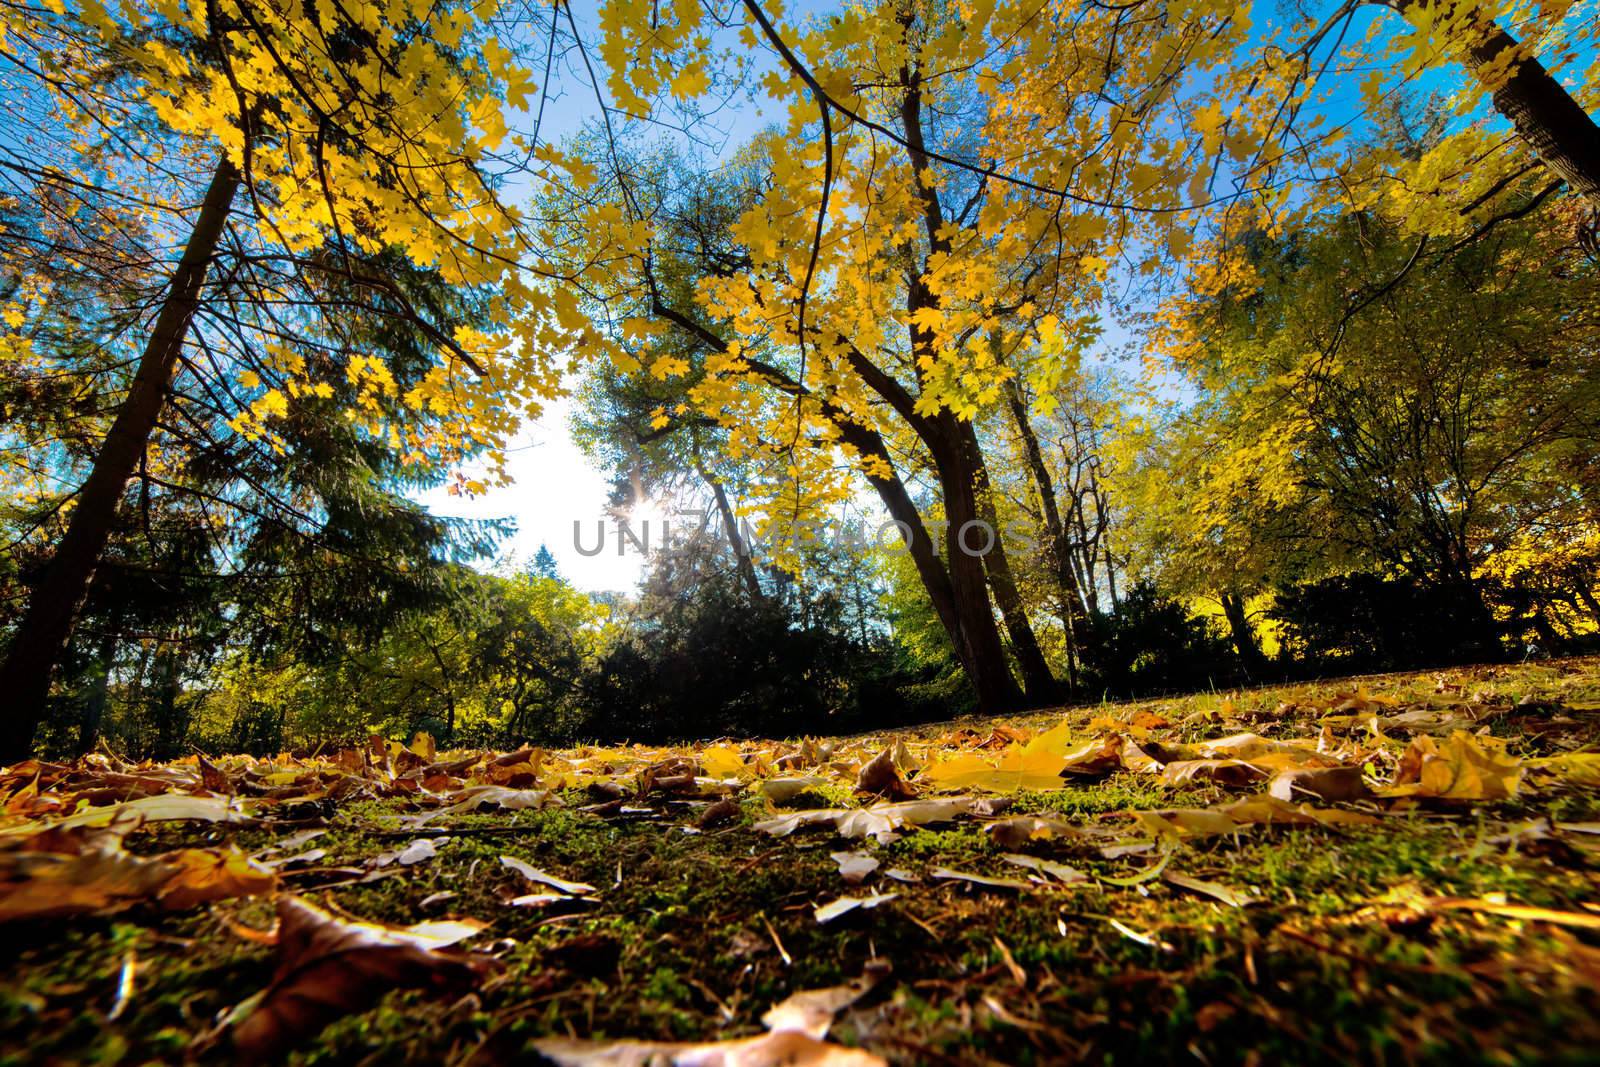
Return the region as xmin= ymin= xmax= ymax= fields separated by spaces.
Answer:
xmin=157 ymin=847 xmax=278 ymax=910
xmin=0 ymin=830 xmax=275 ymax=920
xmin=397 ymin=839 xmax=439 ymax=866
xmin=919 ymin=722 xmax=1116 ymax=792
xmin=1097 ymin=850 xmax=1173 ymax=887
xmin=1000 ymin=853 xmax=1088 ymax=884
xmin=755 ymin=798 xmax=975 ymax=843
xmin=697 ymin=798 xmax=741 ymax=828
xmin=437 ymin=785 xmax=559 ymax=816
xmin=3 ymin=793 xmax=256 ymax=836
xmin=530 ymin=1030 xmax=886 ymax=1066
xmin=1427 ymin=896 xmax=1600 ymax=930
xmin=1162 ymin=870 xmax=1259 ymax=907
xmin=762 ymin=965 xmax=886 ymax=1038
xmin=759 ymin=777 xmax=827 ymax=805
xmin=1159 ymin=759 xmax=1268 ymax=788
xmin=930 ymin=867 xmax=1032 ymax=891
xmin=221 ymin=897 xmax=491 ymax=1061
xmin=855 ymin=748 xmax=916 ymax=800
xmin=1107 ymin=917 xmax=1174 ymax=952
xmin=699 ymin=744 xmax=747 ymax=779
xmin=984 ymin=814 xmax=1080 ymax=849
xmin=1384 ymin=731 xmax=1521 ymax=800
xmin=1268 ymin=766 xmax=1370 ymax=803
xmin=830 ymin=851 xmax=880 ymax=885
xmin=500 ymin=855 xmax=595 ymax=895
xmin=815 ymin=892 xmax=897 ymax=924
xmin=1528 ymin=752 xmax=1600 ymax=787
xmin=0 ymin=832 xmax=176 ymax=920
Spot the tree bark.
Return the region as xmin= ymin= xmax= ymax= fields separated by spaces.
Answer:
xmin=1004 ymin=377 xmax=1088 ymax=691
xmin=952 ymin=417 xmax=1060 ymax=703
xmin=0 ymin=157 xmax=239 ymax=761
xmin=76 ymin=624 xmax=118 ymax=757
xmin=834 ymin=420 xmax=1026 ymax=712
xmin=1386 ymin=0 xmax=1600 ymax=205
xmin=151 ymin=644 xmax=186 ymax=761
xmin=698 ymin=461 xmax=764 ymax=602
xmin=1219 ymin=591 xmax=1268 ymax=679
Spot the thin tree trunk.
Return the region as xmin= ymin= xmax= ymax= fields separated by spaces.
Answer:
xmin=0 ymin=158 xmax=239 ymax=761
xmin=76 ymin=625 xmax=118 ymax=756
xmin=1005 ymin=377 xmax=1086 ymax=692
xmin=834 ymin=421 xmax=1025 ymax=712
xmin=1219 ymin=591 xmax=1268 ymax=678
xmin=955 ymin=418 xmax=1059 ymax=703
xmin=1386 ymin=0 xmax=1600 ymax=204
xmin=698 ymin=460 xmax=764 ymax=601
xmin=152 ymin=644 xmax=185 ymax=761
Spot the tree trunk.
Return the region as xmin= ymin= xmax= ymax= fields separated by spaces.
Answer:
xmin=921 ymin=415 xmax=1030 ymax=710
xmin=1219 ymin=591 xmax=1268 ymax=679
xmin=699 ymin=461 xmax=764 ymax=602
xmin=1387 ymin=0 xmax=1600 ymax=205
xmin=1005 ymin=377 xmax=1087 ymax=692
xmin=0 ymin=157 xmax=239 ymax=761
xmin=76 ymin=625 xmax=118 ymax=756
xmin=954 ymin=417 xmax=1060 ymax=703
xmin=151 ymin=643 xmax=187 ymax=761
xmin=834 ymin=421 xmax=1025 ymax=712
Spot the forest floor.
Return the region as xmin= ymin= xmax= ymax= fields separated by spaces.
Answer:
xmin=3 ymin=659 xmax=1599 ymax=1066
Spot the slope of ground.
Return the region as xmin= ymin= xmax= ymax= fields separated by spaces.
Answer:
xmin=2 ymin=658 xmax=1599 ymax=1065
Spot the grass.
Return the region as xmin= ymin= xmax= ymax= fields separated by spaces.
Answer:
xmin=2 ymin=657 xmax=1599 ymax=1065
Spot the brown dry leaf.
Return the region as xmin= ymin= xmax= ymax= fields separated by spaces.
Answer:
xmin=1527 ymin=752 xmax=1600 ymax=787
xmin=440 ymin=785 xmax=559 ymax=813
xmin=1159 ymin=759 xmax=1268 ymax=788
xmin=855 ymin=748 xmax=916 ymax=800
xmin=157 ymin=847 xmax=278 ymax=910
xmin=830 ymin=851 xmax=880 ymax=885
xmin=0 ymin=829 xmax=275 ymax=920
xmin=1000 ymin=853 xmax=1089 ymax=884
xmin=759 ymin=777 xmax=827 ymax=805
xmin=1130 ymin=807 xmax=1245 ymax=839
xmin=1162 ymin=870 xmax=1259 ymax=907
xmin=1223 ymin=794 xmax=1380 ymax=828
xmin=1 ymin=793 xmax=256 ymax=837
xmin=0 ymin=830 xmax=177 ymax=921
xmin=755 ymin=798 xmax=975 ymax=843
xmin=1383 ymin=730 xmax=1522 ymax=800
xmin=530 ymin=1030 xmax=886 ymax=1066
xmin=983 ymin=814 xmax=1079 ymax=849
xmin=198 ymin=755 xmax=233 ymax=795
xmin=500 ymin=855 xmax=595 ymax=896
xmin=221 ymin=896 xmax=491 ymax=1061
xmin=1268 ymin=766 xmax=1371 ymax=803
xmin=815 ymin=892 xmax=897 ymax=924
xmin=1328 ymin=685 xmax=1399 ymax=715
xmin=697 ymin=798 xmax=741 ymax=828
xmin=762 ymin=965 xmax=887 ymax=1038
xmin=1129 ymin=793 xmax=1378 ymax=840
xmin=930 ymin=867 xmax=1033 ymax=891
